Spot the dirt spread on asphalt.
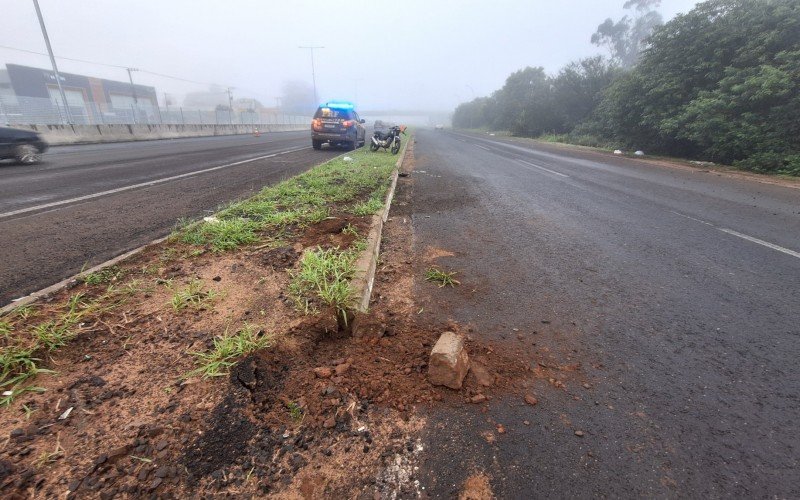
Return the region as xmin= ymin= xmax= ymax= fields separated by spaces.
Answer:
xmin=0 ymin=141 xmax=552 ymax=498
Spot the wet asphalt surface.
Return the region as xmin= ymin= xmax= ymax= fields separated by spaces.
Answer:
xmin=408 ymin=130 xmax=800 ymax=497
xmin=0 ymin=132 xmax=340 ymax=305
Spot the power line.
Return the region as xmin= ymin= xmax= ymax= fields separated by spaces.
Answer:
xmin=0 ymin=43 xmax=228 ymax=88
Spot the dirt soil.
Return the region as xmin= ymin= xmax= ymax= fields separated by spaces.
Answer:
xmin=0 ymin=141 xmax=542 ymax=499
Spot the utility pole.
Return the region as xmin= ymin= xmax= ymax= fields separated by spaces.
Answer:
xmin=126 ymin=68 xmax=139 ymax=104
xmin=298 ymin=46 xmax=324 ymax=106
xmin=33 ymin=0 xmax=72 ymax=124
xmin=125 ymin=67 xmax=139 ymax=124
xmin=226 ymin=87 xmax=234 ymax=124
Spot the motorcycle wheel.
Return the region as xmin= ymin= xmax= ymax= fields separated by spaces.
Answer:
xmin=369 ymin=142 xmax=379 ymax=152
xmin=391 ymin=139 xmax=401 ymax=155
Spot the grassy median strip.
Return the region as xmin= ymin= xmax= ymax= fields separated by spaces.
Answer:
xmin=0 ymin=144 xmax=401 ymax=406
xmin=176 ymin=149 xmax=396 ymax=251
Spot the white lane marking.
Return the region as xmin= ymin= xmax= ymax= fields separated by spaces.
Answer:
xmin=670 ymin=211 xmax=714 ymax=226
xmin=671 ymin=211 xmax=800 ymax=260
xmin=517 ymin=159 xmax=570 ymax=178
xmin=0 ymin=147 xmax=306 ymax=219
xmin=476 ymin=144 xmax=491 ymax=151
xmin=717 ymin=227 xmax=800 ymax=259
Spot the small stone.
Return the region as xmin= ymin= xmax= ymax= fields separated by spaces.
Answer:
xmin=155 ymin=440 xmax=168 ymax=451
xmin=154 ymin=466 xmax=168 ymax=478
xmin=107 ymin=445 xmax=131 ymax=460
xmin=149 ymin=477 xmax=163 ymax=490
xmin=470 ymin=362 xmax=494 ymax=387
xmin=403 ymin=367 xmax=412 ymax=375
xmin=314 ymin=367 xmax=333 ymax=379
xmin=334 ymin=363 xmax=351 ymax=376
xmin=523 ymin=420 xmax=530 ymax=426
xmin=583 ymin=383 xmax=591 ymax=389
xmin=212 ymin=276 xmax=222 ymax=282
xmin=470 ymin=394 xmax=487 ymax=404
xmin=524 ymin=394 xmax=538 ymax=406
xmin=496 ymin=424 xmax=506 ymax=434
xmin=323 ymin=417 xmax=336 ymax=429
xmin=575 ymin=430 xmax=585 ymax=437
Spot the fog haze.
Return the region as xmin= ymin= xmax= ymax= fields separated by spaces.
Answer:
xmin=1 ymin=0 xmax=699 ymax=111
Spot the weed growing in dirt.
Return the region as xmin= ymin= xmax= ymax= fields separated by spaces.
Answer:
xmin=13 ymin=304 xmax=37 ymax=321
xmin=288 ymin=246 xmax=357 ymax=323
xmin=169 ymin=279 xmax=218 ymax=311
xmin=83 ymin=266 xmax=123 ymax=286
xmin=342 ymin=223 xmax=358 ymax=236
xmin=425 ymin=268 xmax=461 ymax=287
xmin=287 ymin=401 xmax=304 ymax=422
xmin=0 ymin=320 xmax=12 ymax=339
xmin=187 ymin=323 xmax=273 ymax=378
xmin=34 ymin=435 xmax=64 ymax=468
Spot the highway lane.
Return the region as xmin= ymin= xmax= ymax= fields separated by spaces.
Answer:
xmin=0 ymin=131 xmax=310 ymax=214
xmin=408 ymin=130 xmax=800 ymax=496
xmin=0 ymin=132 xmax=340 ymax=305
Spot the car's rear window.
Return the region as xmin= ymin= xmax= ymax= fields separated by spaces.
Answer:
xmin=314 ymin=107 xmax=353 ymax=119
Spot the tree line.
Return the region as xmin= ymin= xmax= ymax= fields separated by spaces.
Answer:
xmin=452 ymin=0 xmax=800 ymax=175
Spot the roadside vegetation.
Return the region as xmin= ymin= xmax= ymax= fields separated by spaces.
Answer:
xmin=0 ymin=145 xmax=400 ymax=406
xmin=425 ymin=268 xmax=461 ymax=288
xmin=186 ymin=323 xmax=273 ymax=378
xmin=453 ymin=0 xmax=800 ymax=175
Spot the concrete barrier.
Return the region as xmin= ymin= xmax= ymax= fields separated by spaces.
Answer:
xmin=13 ymin=123 xmax=307 ymax=146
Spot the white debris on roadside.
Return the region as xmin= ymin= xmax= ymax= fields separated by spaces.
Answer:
xmin=203 ymin=216 xmax=219 ymax=223
xmin=374 ymin=438 xmax=425 ymax=499
xmin=613 ymin=149 xmax=623 ymax=155
xmin=343 ymin=156 xmax=353 ymax=162
xmin=2 ymin=390 xmax=13 ymax=397
xmin=634 ymin=150 xmax=645 ymax=156
xmin=58 ymin=407 xmax=74 ymax=420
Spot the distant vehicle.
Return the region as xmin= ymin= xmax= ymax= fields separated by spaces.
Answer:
xmin=0 ymin=126 xmax=48 ymax=165
xmin=435 ymin=124 xmax=444 ymax=130
xmin=311 ymin=102 xmax=366 ymax=150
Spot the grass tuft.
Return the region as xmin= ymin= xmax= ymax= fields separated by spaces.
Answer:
xmin=181 ymin=218 xmax=260 ymax=252
xmin=187 ymin=323 xmax=273 ymax=378
xmin=83 ymin=266 xmax=123 ymax=286
xmin=425 ymin=268 xmax=461 ymax=288
xmin=170 ymin=279 xmax=218 ymax=311
xmin=289 ymin=246 xmax=357 ymax=323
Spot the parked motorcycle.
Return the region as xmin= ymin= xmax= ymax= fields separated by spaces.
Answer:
xmin=370 ymin=125 xmax=406 ymax=154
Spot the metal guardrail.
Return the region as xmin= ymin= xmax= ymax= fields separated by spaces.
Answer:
xmin=0 ymin=95 xmax=310 ymax=127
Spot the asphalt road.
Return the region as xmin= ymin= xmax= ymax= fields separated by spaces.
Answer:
xmin=0 ymin=132 xmax=340 ymax=305
xmin=408 ymin=130 xmax=800 ymax=497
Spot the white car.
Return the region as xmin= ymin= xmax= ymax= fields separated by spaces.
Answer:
xmin=434 ymin=124 xmax=444 ymax=130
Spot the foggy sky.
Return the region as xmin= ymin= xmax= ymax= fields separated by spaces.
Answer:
xmin=1 ymin=0 xmax=699 ymax=112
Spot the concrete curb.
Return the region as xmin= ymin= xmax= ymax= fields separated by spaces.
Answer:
xmin=350 ymin=136 xmax=411 ymax=314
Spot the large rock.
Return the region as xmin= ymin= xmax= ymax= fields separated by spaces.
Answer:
xmin=428 ymin=332 xmax=470 ymax=389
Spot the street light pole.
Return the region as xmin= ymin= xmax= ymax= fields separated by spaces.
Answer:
xmin=299 ymin=46 xmax=324 ymax=105
xmin=32 ymin=0 xmax=72 ymax=124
